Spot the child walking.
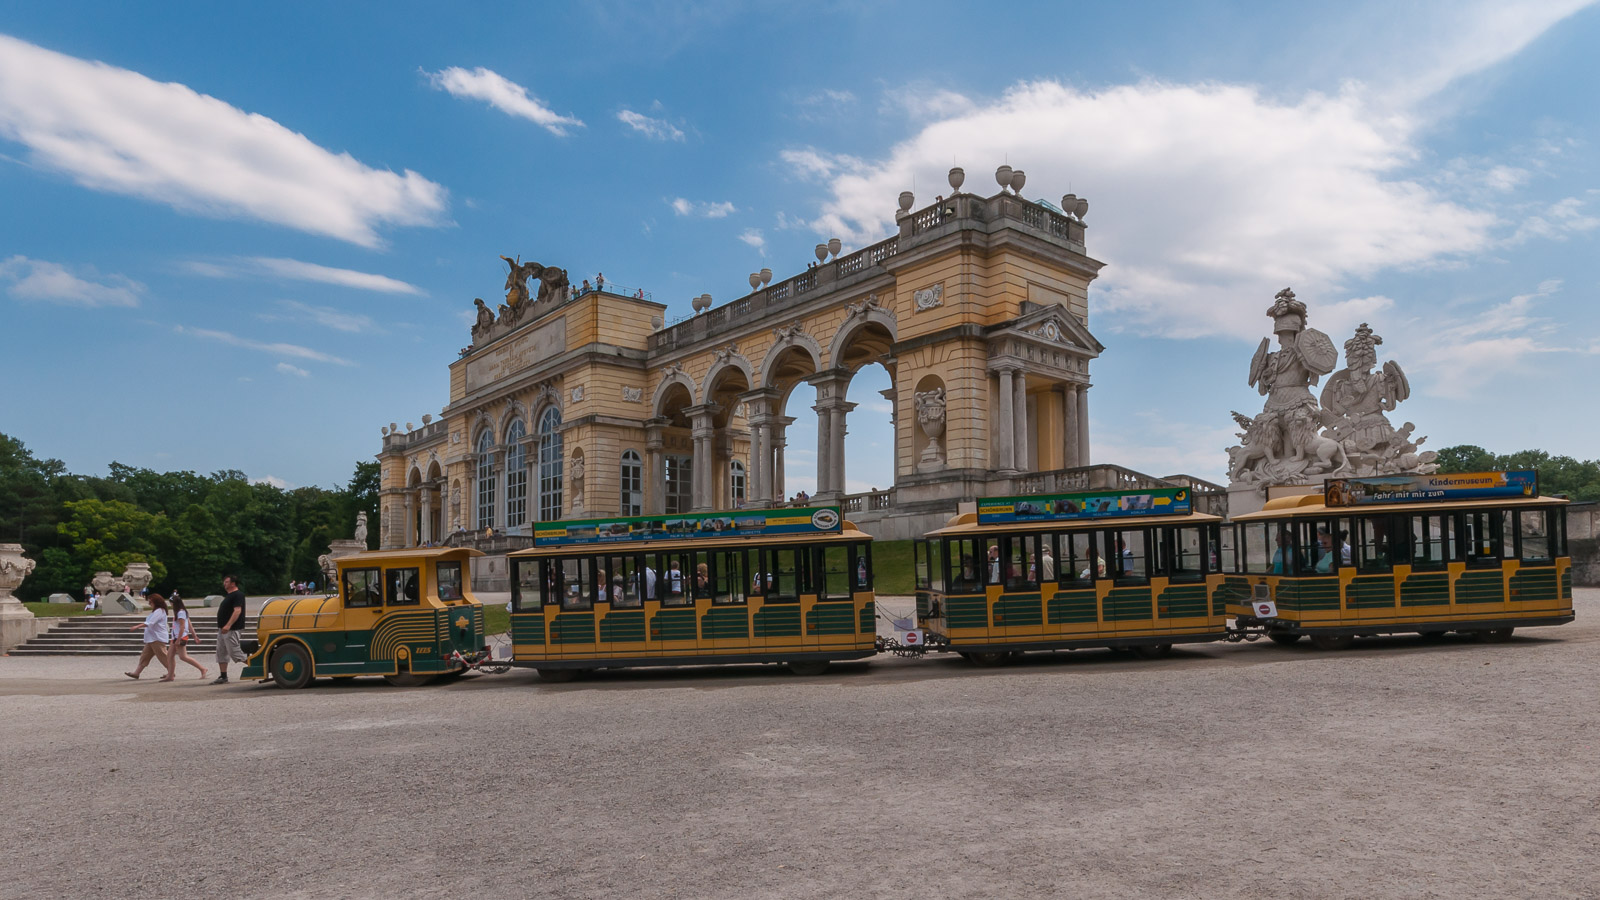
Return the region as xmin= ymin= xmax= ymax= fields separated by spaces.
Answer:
xmin=125 ymin=595 xmax=176 ymax=682
xmin=166 ymin=595 xmax=209 ymax=680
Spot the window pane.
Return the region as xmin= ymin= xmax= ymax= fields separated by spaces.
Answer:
xmin=1005 ymin=534 xmax=1038 ymax=591
xmin=662 ymin=555 xmax=690 ymax=606
xmin=537 ymin=409 xmax=564 ymax=521
xmin=948 ymin=539 xmax=983 ymax=591
xmin=692 ymin=552 xmax=713 ymax=600
xmin=1111 ymin=529 xmax=1147 ymax=581
xmin=914 ymin=541 xmax=931 ymax=591
xmin=476 ymin=431 xmax=496 ymax=530
xmin=1061 ymin=532 xmax=1098 ymax=585
xmin=766 ymin=548 xmax=799 ymax=601
xmin=511 ymin=559 xmax=541 ymax=611
xmin=854 ymin=543 xmax=873 ymax=591
xmin=1355 ymin=517 xmax=1394 ymax=572
xmin=504 ymin=420 xmax=527 ymax=529
xmin=436 ymin=561 xmax=464 ymax=601
xmin=620 ymin=450 xmax=643 ymax=517
xmin=386 ymin=567 xmax=420 ymax=606
xmin=822 ymin=545 xmax=850 ymax=599
xmin=665 ymin=456 xmax=692 ymax=515
xmin=1520 ymin=510 xmax=1553 ymax=564
xmin=343 ymin=567 xmax=381 ymax=608
xmin=1168 ymin=527 xmax=1205 ymax=581
xmin=560 ymin=557 xmax=592 ymax=610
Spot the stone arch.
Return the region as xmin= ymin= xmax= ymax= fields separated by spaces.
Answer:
xmin=829 ymin=307 xmax=897 ymax=374
xmin=502 ymin=397 xmax=529 ymax=431
xmin=698 ymin=350 xmax=756 ymax=405
xmin=425 ymin=455 xmax=442 ymax=481
xmin=652 ymin=368 xmax=698 ymax=418
xmin=761 ymin=329 xmax=823 ymax=391
xmin=407 ymin=464 xmax=423 ymax=487
xmin=470 ymin=409 xmax=499 ymax=448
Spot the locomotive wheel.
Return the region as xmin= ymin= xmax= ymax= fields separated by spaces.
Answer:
xmin=536 ymin=668 xmax=580 ymax=683
xmin=1267 ymin=632 xmax=1301 ymax=646
xmin=786 ymin=660 xmax=831 ymax=677
xmin=1309 ymin=634 xmax=1355 ymax=651
xmin=967 ymin=651 xmax=1008 ymax=667
xmin=384 ymin=672 xmax=436 ymax=687
xmin=1475 ymin=627 xmax=1515 ymax=643
xmin=270 ymin=643 xmax=314 ymax=690
xmin=1133 ymin=644 xmax=1172 ymax=660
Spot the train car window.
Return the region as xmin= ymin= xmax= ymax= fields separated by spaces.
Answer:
xmin=636 ymin=555 xmax=661 ymax=603
xmin=1215 ymin=525 xmax=1236 ymax=574
xmin=1034 ymin=534 xmax=1057 ymax=584
xmin=1165 ymin=526 xmax=1205 ymax=582
xmin=765 ymin=548 xmax=799 ymax=602
xmin=1410 ymin=515 xmax=1455 ymax=569
xmin=560 ymin=557 xmax=593 ymax=610
xmin=1004 ymin=534 xmax=1039 ymax=591
xmin=713 ymin=550 xmax=746 ymax=605
xmin=509 ymin=559 xmax=539 ymax=611
xmin=1463 ymin=510 xmax=1502 ymax=567
xmin=819 ymin=544 xmax=850 ymax=600
xmin=1500 ymin=509 xmax=1518 ymax=560
xmin=1519 ymin=509 xmax=1554 ymax=565
xmin=947 ymin=539 xmax=982 ymax=591
xmin=1554 ymin=508 xmax=1568 ymax=558
xmin=436 ymin=560 xmax=464 ymax=601
xmin=1060 ymin=531 xmax=1099 ymax=585
xmin=914 ymin=540 xmax=932 ymax=591
xmin=1354 ymin=516 xmax=1396 ymax=573
xmin=691 ymin=551 xmax=714 ymax=601
xmin=385 ymin=567 xmax=421 ymax=606
xmin=1239 ymin=523 xmax=1284 ymax=575
xmin=603 ymin=555 xmax=641 ymax=608
xmin=853 ymin=543 xmax=874 ymax=591
xmin=981 ymin=538 xmax=1002 ymax=585
xmin=343 ymin=567 xmax=381 ymax=608
xmin=1109 ymin=529 xmax=1148 ymax=583
xmin=661 ymin=554 xmax=690 ymax=606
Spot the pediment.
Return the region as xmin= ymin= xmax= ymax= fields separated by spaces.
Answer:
xmin=994 ymin=306 xmax=1103 ymax=356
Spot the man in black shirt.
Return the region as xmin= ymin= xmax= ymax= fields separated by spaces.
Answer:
xmin=211 ymin=575 xmax=249 ymax=684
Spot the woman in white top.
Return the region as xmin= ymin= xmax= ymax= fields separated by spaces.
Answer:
xmin=165 ymin=595 xmax=210 ymax=680
xmin=125 ymin=594 xmax=176 ymax=681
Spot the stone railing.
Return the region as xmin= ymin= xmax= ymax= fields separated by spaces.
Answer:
xmin=382 ymin=419 xmax=447 ymax=453
xmin=1014 ymin=464 xmax=1170 ymax=495
xmin=842 ymin=489 xmax=896 ymax=515
xmin=442 ymin=531 xmax=534 ymax=554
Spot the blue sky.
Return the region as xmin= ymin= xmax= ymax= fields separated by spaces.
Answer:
xmin=2 ymin=0 xmax=1597 ymax=493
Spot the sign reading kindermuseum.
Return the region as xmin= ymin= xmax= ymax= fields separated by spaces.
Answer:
xmin=533 ymin=506 xmax=844 ymax=547
xmin=1323 ymin=470 xmax=1539 ymax=507
xmin=977 ymin=488 xmax=1191 ymax=525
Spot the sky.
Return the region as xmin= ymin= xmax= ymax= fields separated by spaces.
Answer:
xmin=2 ymin=0 xmax=1597 ymax=494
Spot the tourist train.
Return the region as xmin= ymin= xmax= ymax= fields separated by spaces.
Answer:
xmin=239 ymin=469 xmax=1573 ymax=687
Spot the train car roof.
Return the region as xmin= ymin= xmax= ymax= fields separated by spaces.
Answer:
xmin=927 ymin=511 xmax=1223 ymax=537
xmin=508 ymin=525 xmax=873 ymax=557
xmin=335 ymin=547 xmax=486 ymax=562
xmin=1231 ymin=494 xmax=1567 ymax=521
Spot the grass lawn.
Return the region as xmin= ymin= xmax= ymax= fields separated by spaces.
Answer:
xmin=873 ymin=540 xmax=918 ymax=595
xmin=23 ymin=602 xmax=99 ymax=617
xmin=483 ymin=602 xmax=509 ymax=635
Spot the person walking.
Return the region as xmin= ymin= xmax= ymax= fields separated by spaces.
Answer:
xmin=125 ymin=595 xmax=176 ymax=681
xmin=211 ymin=575 xmax=249 ymax=685
xmin=167 ymin=595 xmax=209 ymax=680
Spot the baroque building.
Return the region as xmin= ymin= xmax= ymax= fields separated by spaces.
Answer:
xmin=378 ymin=169 xmax=1216 ymax=586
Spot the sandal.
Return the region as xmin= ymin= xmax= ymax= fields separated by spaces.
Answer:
xmin=124 ymin=672 xmax=140 ymax=680
xmin=159 ymin=676 xmax=176 ymax=682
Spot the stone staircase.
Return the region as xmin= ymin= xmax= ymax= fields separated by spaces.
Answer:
xmin=7 ymin=615 xmax=261 ymax=656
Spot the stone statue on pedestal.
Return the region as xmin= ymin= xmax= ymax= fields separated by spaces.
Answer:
xmin=1 ymin=544 xmax=39 ymax=652
xmin=569 ymin=454 xmax=586 ymax=514
xmin=354 ymin=511 xmax=369 ymax=546
xmin=914 ymin=387 xmax=947 ymax=469
xmin=1226 ymin=289 xmax=1437 ymax=501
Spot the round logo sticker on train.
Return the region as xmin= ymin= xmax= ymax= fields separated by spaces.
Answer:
xmin=812 ymin=509 xmax=840 ymax=530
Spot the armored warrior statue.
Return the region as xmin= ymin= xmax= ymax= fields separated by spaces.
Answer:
xmin=1227 ymin=288 xmax=1343 ymax=488
xmin=1320 ymin=323 xmax=1438 ymax=476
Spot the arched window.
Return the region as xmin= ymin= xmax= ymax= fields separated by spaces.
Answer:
xmin=537 ymin=408 xmax=564 ymax=520
xmin=730 ymin=460 xmax=747 ymax=508
xmin=620 ymin=450 xmax=643 ymax=516
xmin=475 ymin=430 xmax=496 ymax=530
xmin=504 ymin=419 xmax=527 ymax=529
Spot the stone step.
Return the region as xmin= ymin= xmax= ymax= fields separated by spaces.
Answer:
xmin=7 ymin=616 xmax=262 ymax=656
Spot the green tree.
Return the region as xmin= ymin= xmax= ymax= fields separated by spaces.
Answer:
xmin=56 ymin=499 xmax=173 ymax=591
xmin=347 ymin=460 xmax=381 ymax=549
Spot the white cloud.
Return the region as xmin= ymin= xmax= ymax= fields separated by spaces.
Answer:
xmin=261 ymin=300 xmax=377 ymax=334
xmin=1509 ymin=195 xmax=1600 ymax=243
xmin=275 ymin=362 xmax=310 ymax=377
xmin=424 ymin=66 xmax=583 ymax=136
xmin=617 ymin=109 xmax=685 ymax=141
xmin=0 ymin=34 xmax=447 ymax=248
xmin=184 ymin=256 xmax=424 ymax=295
xmin=251 ymin=474 xmax=291 ymax=488
xmin=881 ymin=84 xmax=979 ymax=119
xmin=174 ymin=325 xmax=354 ymax=366
xmin=1404 ymin=279 xmax=1597 ymax=399
xmin=669 ymin=197 xmax=736 ymax=218
xmin=738 ymin=228 xmax=767 ymax=255
xmin=0 ymin=255 xmax=142 ymax=307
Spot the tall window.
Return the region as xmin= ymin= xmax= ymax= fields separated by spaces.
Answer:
xmin=665 ymin=455 xmax=693 ymax=514
xmin=730 ymin=460 xmax=747 ymax=508
xmin=475 ymin=430 xmax=496 ymax=530
xmin=620 ymin=450 xmax=643 ymax=516
xmin=504 ymin=419 xmax=527 ymax=529
xmin=537 ymin=408 xmax=564 ymax=521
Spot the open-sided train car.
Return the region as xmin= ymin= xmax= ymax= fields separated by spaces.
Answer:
xmin=1224 ymin=470 xmax=1574 ymax=648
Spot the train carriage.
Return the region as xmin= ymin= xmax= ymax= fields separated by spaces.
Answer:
xmin=506 ymin=506 xmax=877 ymax=680
xmin=241 ymin=547 xmax=489 ymax=688
xmin=913 ymin=486 xmax=1232 ymax=664
xmin=1225 ymin=470 xmax=1574 ymax=648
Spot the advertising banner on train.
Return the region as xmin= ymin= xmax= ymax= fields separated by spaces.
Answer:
xmin=977 ymin=487 xmax=1191 ymax=525
xmin=1323 ymin=470 xmax=1539 ymax=507
xmin=533 ymin=506 xmax=843 ymax=547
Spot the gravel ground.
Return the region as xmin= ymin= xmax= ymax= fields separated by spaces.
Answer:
xmin=2 ymin=590 xmax=1597 ymax=899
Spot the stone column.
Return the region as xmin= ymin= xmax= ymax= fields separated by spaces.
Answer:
xmin=773 ymin=417 xmax=792 ymax=503
xmin=1012 ymin=369 xmax=1030 ymax=473
xmin=739 ymin=390 xmax=778 ymax=508
xmin=812 ymin=399 xmax=833 ymax=497
xmin=1076 ymin=384 xmax=1090 ymax=466
xmin=827 ymin=401 xmax=855 ymax=500
xmin=995 ymin=367 xmax=1017 ymax=474
xmin=685 ymin=404 xmax=719 ymax=511
xmin=880 ymin=387 xmax=898 ymax=485
xmin=420 ymin=488 xmax=433 ymax=545
xmin=809 ymin=370 xmax=853 ymax=503
xmin=402 ymin=493 xmax=416 ymax=547
xmin=1061 ymin=384 xmax=1080 ymax=468
xmin=644 ymin=419 xmax=666 ymax=515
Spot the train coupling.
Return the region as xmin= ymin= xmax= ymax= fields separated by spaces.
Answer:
xmin=1224 ymin=617 xmax=1266 ymax=642
xmin=448 ymin=648 xmax=512 ymax=674
xmin=876 ymin=630 xmax=949 ymax=657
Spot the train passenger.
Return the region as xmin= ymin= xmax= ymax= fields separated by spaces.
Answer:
xmin=1039 ymin=545 xmax=1056 ymax=581
xmin=1271 ymin=528 xmax=1294 ymax=574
